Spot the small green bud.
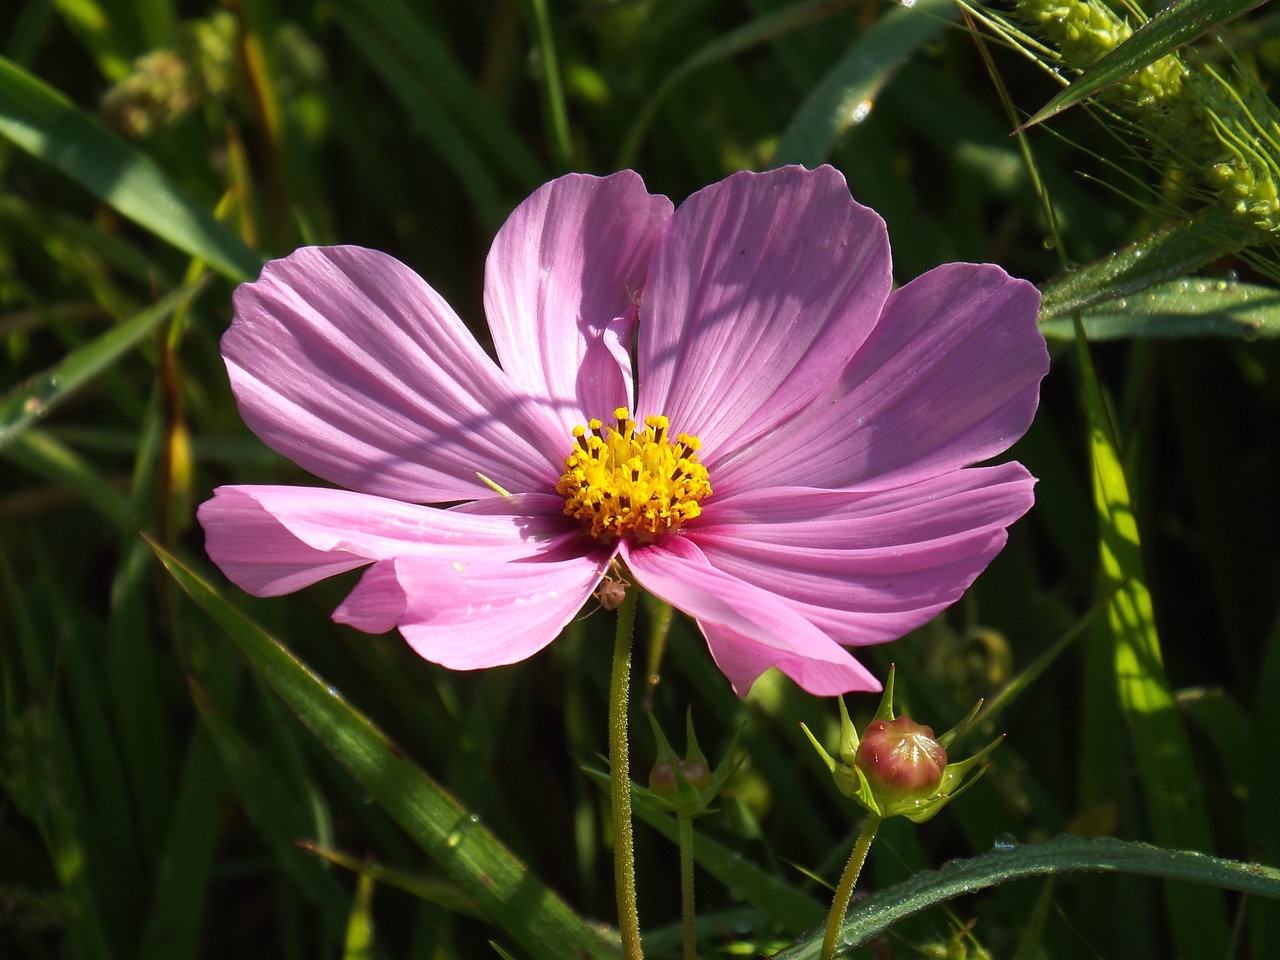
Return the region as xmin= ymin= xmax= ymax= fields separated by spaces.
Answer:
xmin=854 ymin=717 xmax=947 ymax=802
xmin=800 ymin=665 xmax=1001 ymax=823
xmin=635 ymin=709 xmax=743 ymax=820
xmin=648 ymin=757 xmax=712 ymax=799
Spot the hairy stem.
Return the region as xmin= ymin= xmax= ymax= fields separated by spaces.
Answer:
xmin=821 ymin=814 xmax=882 ymax=960
xmin=610 ymin=587 xmax=643 ymax=960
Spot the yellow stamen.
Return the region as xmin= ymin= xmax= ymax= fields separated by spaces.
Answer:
xmin=557 ymin=407 xmax=711 ymax=542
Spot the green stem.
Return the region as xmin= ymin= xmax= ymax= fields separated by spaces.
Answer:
xmin=678 ymin=815 xmax=696 ymax=960
xmin=610 ymin=587 xmax=643 ymax=960
xmin=820 ymin=814 xmax=882 ymax=960
xmin=523 ymin=0 xmax=573 ymax=171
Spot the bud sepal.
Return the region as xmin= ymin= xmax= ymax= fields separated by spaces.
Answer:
xmin=637 ymin=709 xmax=744 ymax=820
xmin=800 ymin=665 xmax=1001 ymax=823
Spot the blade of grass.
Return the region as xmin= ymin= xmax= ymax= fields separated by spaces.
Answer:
xmin=0 ymin=278 xmax=207 ymax=451
xmin=617 ymin=0 xmax=859 ymax=168
xmin=1023 ymin=0 xmax=1266 ymax=129
xmin=0 ymin=56 xmax=261 ymax=281
xmin=1074 ymin=314 xmax=1230 ymax=955
xmin=771 ymin=835 xmax=1280 ymax=957
xmin=773 ymin=0 xmax=957 ymax=167
xmin=1037 ymin=206 xmax=1258 ymax=319
xmin=135 ymin=725 xmax=222 ymax=960
xmin=150 ymin=540 xmax=621 ymax=960
xmin=327 ymin=0 xmax=543 ymax=190
xmin=1040 ymin=278 xmax=1280 ymax=339
xmin=327 ymin=8 xmax=508 ymax=230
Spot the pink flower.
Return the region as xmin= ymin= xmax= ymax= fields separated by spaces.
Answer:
xmin=197 ymin=165 xmax=1048 ymax=696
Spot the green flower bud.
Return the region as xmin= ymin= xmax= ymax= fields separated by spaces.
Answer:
xmin=854 ymin=717 xmax=947 ymax=802
xmin=801 ymin=665 xmax=1002 ymax=823
xmin=633 ymin=709 xmax=743 ymax=820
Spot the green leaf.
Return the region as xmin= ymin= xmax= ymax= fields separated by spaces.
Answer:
xmin=1074 ymin=316 xmax=1229 ymax=955
xmin=149 ymin=541 xmax=620 ymax=960
xmin=770 ymin=835 xmax=1280 ymax=957
xmin=617 ymin=0 xmax=861 ymax=168
xmin=1040 ymin=278 xmax=1280 ymax=340
xmin=613 ymin=770 xmax=826 ymax=936
xmin=773 ymin=0 xmax=957 ymax=167
xmin=0 ymin=55 xmax=261 ymax=281
xmin=1023 ymin=0 xmax=1266 ymax=128
xmin=0 ymin=279 xmax=207 ymax=451
xmin=1038 ymin=207 xmax=1259 ymax=319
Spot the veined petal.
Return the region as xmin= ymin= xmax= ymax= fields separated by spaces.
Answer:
xmin=685 ymin=464 xmax=1036 ymax=647
xmin=621 ymin=537 xmax=880 ymax=696
xmin=225 ymin=246 xmax=566 ymax=503
xmin=197 ymin=485 xmax=578 ymax=597
xmin=699 ymin=623 xmax=881 ymax=697
xmin=636 ymin=165 xmax=891 ymax=459
xmin=334 ymin=550 xmax=611 ymax=670
xmin=714 ymin=263 xmax=1048 ymax=493
xmin=484 ymin=172 xmax=673 ymax=429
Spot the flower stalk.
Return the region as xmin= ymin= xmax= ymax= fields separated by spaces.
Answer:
xmin=609 ymin=585 xmax=644 ymax=960
xmin=820 ymin=813 xmax=881 ymax=960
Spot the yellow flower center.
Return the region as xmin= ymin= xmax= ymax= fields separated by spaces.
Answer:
xmin=557 ymin=407 xmax=711 ymax=542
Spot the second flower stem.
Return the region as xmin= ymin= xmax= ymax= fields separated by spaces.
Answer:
xmin=820 ymin=813 xmax=882 ymax=960
xmin=610 ymin=587 xmax=643 ymax=960
xmin=678 ymin=815 xmax=696 ymax=960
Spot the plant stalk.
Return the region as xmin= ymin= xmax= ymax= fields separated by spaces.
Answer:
xmin=610 ymin=586 xmax=644 ymax=960
xmin=679 ymin=815 xmax=696 ymax=960
xmin=820 ymin=814 xmax=882 ymax=960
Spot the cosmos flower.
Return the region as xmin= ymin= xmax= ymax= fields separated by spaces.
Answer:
xmin=197 ymin=165 xmax=1048 ymax=696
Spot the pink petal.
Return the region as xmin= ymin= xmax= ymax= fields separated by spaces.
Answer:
xmin=699 ymin=623 xmax=881 ymax=697
xmin=621 ymin=537 xmax=880 ymax=696
xmin=334 ymin=550 xmax=611 ymax=669
xmin=636 ymin=165 xmax=891 ymax=460
xmin=484 ymin=172 xmax=673 ymax=431
xmin=714 ymin=263 xmax=1048 ymax=493
xmin=197 ymin=485 xmax=579 ymax=597
xmin=685 ymin=463 xmax=1036 ymax=647
xmin=225 ymin=246 xmax=567 ymax=503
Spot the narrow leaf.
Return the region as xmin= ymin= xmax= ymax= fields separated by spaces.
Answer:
xmin=771 ymin=835 xmax=1280 ymax=957
xmin=0 ymin=55 xmax=261 ymax=281
xmin=0 ymin=279 xmax=207 ymax=451
xmin=773 ymin=0 xmax=957 ymax=167
xmin=1074 ymin=317 xmax=1229 ymax=954
xmin=1024 ymin=0 xmax=1266 ymax=128
xmin=149 ymin=541 xmax=620 ymax=960
xmin=1040 ymin=278 xmax=1280 ymax=339
xmin=1038 ymin=207 xmax=1257 ymax=319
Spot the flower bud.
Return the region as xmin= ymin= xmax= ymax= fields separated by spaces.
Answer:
xmin=648 ymin=757 xmax=712 ymax=799
xmin=854 ymin=717 xmax=947 ymax=802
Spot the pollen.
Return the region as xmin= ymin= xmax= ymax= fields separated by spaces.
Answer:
xmin=557 ymin=408 xmax=712 ymax=542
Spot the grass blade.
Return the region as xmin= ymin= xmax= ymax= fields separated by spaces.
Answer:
xmin=1023 ymin=0 xmax=1266 ymax=129
xmin=1038 ymin=206 xmax=1258 ymax=319
xmin=0 ymin=278 xmax=208 ymax=450
xmin=1040 ymin=278 xmax=1280 ymax=339
xmin=773 ymin=0 xmax=957 ymax=166
xmin=1074 ymin=316 xmax=1229 ymax=955
xmin=771 ymin=834 xmax=1280 ymax=957
xmin=150 ymin=540 xmax=621 ymax=960
xmin=0 ymin=55 xmax=261 ymax=281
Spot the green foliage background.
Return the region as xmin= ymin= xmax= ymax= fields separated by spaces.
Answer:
xmin=2 ymin=0 xmax=1279 ymax=957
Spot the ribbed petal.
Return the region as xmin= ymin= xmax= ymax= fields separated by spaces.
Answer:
xmin=334 ymin=550 xmax=610 ymax=670
xmin=685 ymin=463 xmax=1036 ymax=647
xmin=225 ymin=246 xmax=566 ymax=503
xmin=636 ymin=165 xmax=891 ymax=460
xmin=714 ymin=263 xmax=1048 ymax=494
xmin=198 ymin=485 xmax=579 ymax=597
xmin=621 ymin=537 xmax=881 ymax=696
xmin=484 ymin=172 xmax=673 ymax=431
